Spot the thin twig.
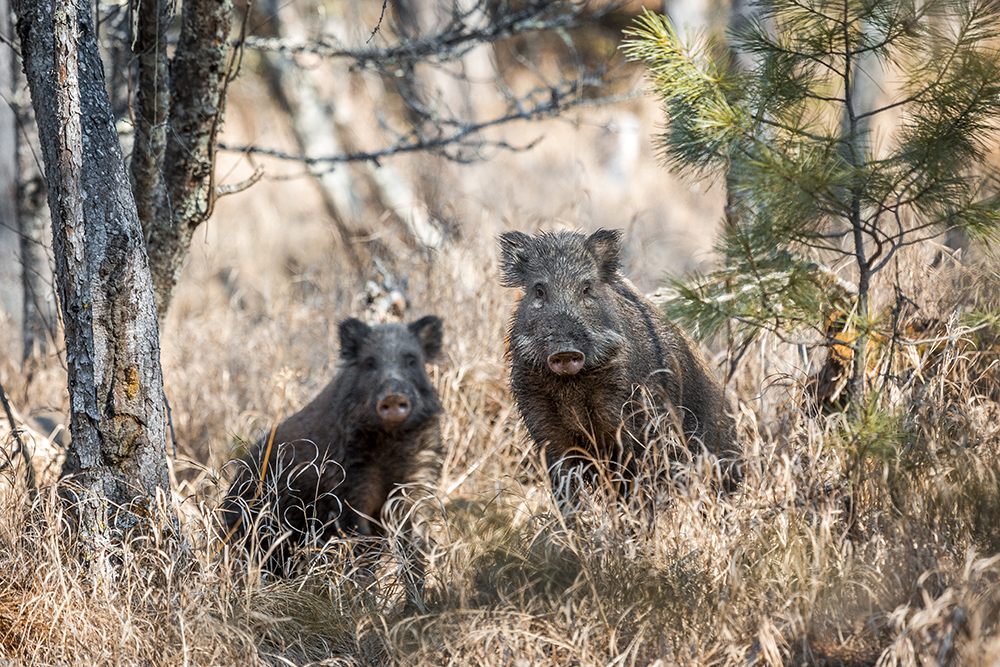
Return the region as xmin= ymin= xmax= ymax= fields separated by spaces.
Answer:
xmin=0 ymin=376 xmax=37 ymax=499
xmin=164 ymin=393 xmax=179 ymax=459
xmin=367 ymin=0 xmax=388 ymax=44
xmin=241 ymin=1 xmax=597 ymax=70
xmin=215 ymin=165 xmax=265 ymax=198
xmin=218 ymin=91 xmax=641 ymax=169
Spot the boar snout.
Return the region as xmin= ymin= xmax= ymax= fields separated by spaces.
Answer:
xmin=548 ymin=349 xmax=585 ymax=376
xmin=377 ymin=393 xmax=412 ymax=423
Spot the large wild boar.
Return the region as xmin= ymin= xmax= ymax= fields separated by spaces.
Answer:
xmin=499 ymin=229 xmax=739 ymax=497
xmin=220 ymin=316 xmax=444 ymax=571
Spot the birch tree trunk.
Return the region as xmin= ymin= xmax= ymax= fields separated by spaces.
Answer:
xmin=249 ymin=0 xmax=368 ymax=268
xmin=14 ymin=0 xmax=170 ymax=567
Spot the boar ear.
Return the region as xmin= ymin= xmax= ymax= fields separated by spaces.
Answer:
xmin=498 ymin=231 xmax=533 ymax=288
xmin=409 ymin=315 xmax=443 ymax=361
xmin=585 ymin=229 xmax=622 ymax=282
xmin=338 ymin=318 xmax=370 ymax=361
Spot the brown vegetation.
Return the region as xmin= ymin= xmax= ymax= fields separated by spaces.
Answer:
xmin=0 ymin=223 xmax=998 ymax=664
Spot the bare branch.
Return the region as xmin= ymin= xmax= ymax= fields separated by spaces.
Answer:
xmin=241 ymin=0 xmax=604 ymax=71
xmin=215 ymin=165 xmax=264 ymax=198
xmin=367 ymin=0 xmax=389 ymax=44
xmin=218 ymin=89 xmax=640 ymax=170
xmin=0 ymin=375 xmax=37 ymax=497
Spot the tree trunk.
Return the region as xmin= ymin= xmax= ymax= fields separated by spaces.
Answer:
xmin=18 ymin=171 xmax=51 ymax=370
xmin=0 ymin=0 xmax=19 ymax=327
xmin=14 ymin=0 xmax=170 ymax=568
xmin=4 ymin=0 xmax=54 ymax=377
xmin=391 ymin=0 xmax=494 ymax=247
xmin=129 ymin=0 xmax=170 ymax=239
xmin=250 ymin=0 xmax=369 ymax=268
xmin=842 ymin=21 xmax=879 ymax=412
xmin=144 ymin=0 xmax=234 ymax=321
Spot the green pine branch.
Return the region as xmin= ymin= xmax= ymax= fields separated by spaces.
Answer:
xmin=624 ymin=0 xmax=1000 ymax=372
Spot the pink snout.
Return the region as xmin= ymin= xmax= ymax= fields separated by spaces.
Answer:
xmin=377 ymin=394 xmax=411 ymax=423
xmin=547 ymin=350 xmax=585 ymax=376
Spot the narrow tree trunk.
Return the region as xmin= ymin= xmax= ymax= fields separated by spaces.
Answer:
xmin=0 ymin=0 xmax=19 ymax=326
xmin=841 ymin=17 xmax=879 ymax=412
xmin=129 ymin=0 xmax=171 ymax=237
xmin=251 ymin=0 xmax=367 ymax=268
xmin=145 ymin=0 xmax=233 ymax=321
xmin=4 ymin=0 xmax=54 ymax=376
xmin=849 ymin=22 xmax=879 ymax=412
xmin=14 ymin=0 xmax=170 ymax=569
xmin=850 ymin=205 xmax=870 ymax=411
xmin=18 ymin=174 xmax=51 ymax=370
xmin=389 ymin=0 xmax=493 ymax=248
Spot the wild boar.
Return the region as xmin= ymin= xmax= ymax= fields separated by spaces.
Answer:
xmin=499 ymin=228 xmax=739 ymax=497
xmin=220 ymin=316 xmax=444 ymax=571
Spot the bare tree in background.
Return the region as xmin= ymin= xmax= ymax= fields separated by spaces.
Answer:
xmin=0 ymin=0 xmax=241 ymax=571
xmin=16 ymin=135 xmax=52 ymax=380
xmin=122 ymin=0 xmax=624 ymax=316
xmin=13 ymin=0 xmax=170 ymax=574
xmin=10 ymin=1 xmax=630 ymax=341
xmin=1 ymin=0 xmax=55 ymax=382
xmin=226 ymin=0 xmax=631 ymax=257
xmin=0 ymin=0 xmax=15 ymax=278
xmin=0 ymin=0 xmax=19 ymax=347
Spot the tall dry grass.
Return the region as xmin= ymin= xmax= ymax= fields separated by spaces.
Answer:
xmin=0 ymin=221 xmax=998 ymax=665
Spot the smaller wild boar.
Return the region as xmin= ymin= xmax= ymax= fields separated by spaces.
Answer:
xmin=499 ymin=229 xmax=739 ymax=497
xmin=220 ymin=316 xmax=444 ymax=571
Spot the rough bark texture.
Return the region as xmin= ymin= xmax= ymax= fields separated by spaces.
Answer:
xmin=129 ymin=0 xmax=170 ymax=237
xmin=14 ymin=0 xmax=170 ymax=548
xmin=144 ymin=0 xmax=233 ymax=320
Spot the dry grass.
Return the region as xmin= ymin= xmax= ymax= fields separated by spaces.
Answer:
xmin=1 ymin=230 xmax=998 ymax=665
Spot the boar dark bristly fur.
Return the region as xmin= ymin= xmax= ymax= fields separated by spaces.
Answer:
xmin=499 ymin=229 xmax=740 ymax=497
xmin=220 ymin=316 xmax=444 ymax=574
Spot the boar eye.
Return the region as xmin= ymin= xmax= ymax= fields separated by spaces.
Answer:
xmin=582 ymin=282 xmax=593 ymax=297
xmin=534 ymin=284 xmax=546 ymax=300
xmin=361 ymin=357 xmax=377 ymax=371
xmin=404 ymin=354 xmax=418 ymax=368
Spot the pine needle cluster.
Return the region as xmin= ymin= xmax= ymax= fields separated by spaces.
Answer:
xmin=623 ymin=0 xmax=1000 ymax=398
